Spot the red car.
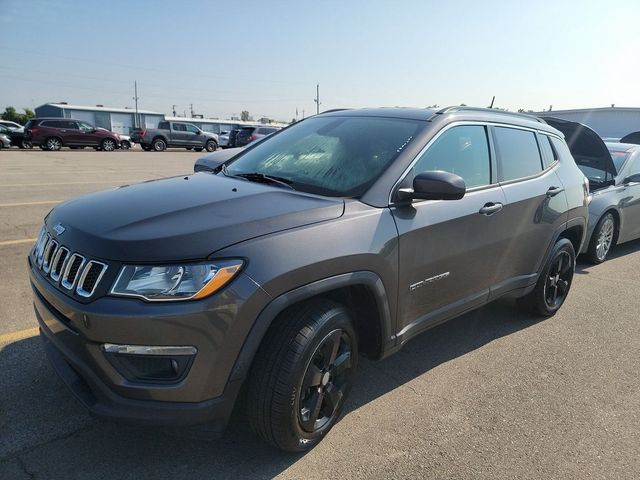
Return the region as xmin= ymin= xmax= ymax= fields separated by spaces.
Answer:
xmin=24 ymin=118 xmax=121 ymax=151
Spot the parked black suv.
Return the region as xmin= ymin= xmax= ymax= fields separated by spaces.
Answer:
xmin=30 ymin=107 xmax=588 ymax=452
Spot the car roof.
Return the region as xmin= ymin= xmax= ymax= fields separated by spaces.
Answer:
xmin=604 ymin=141 xmax=640 ymax=153
xmin=319 ymin=106 xmax=554 ymax=133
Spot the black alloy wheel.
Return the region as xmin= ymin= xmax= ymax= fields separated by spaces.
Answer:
xmin=298 ymin=329 xmax=353 ymax=433
xmin=518 ymin=237 xmax=575 ymax=316
xmin=543 ymin=250 xmax=573 ymax=310
xmin=247 ymin=300 xmax=358 ymax=452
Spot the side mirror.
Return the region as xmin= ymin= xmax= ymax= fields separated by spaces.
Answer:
xmin=623 ymin=173 xmax=640 ymax=184
xmin=398 ymin=171 xmax=466 ymax=202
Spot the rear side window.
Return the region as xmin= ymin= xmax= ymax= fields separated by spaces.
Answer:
xmin=172 ymin=123 xmax=187 ymax=132
xmin=158 ymin=121 xmax=169 ymax=129
xmin=538 ymin=135 xmax=557 ymax=167
xmin=412 ymin=125 xmax=491 ymax=188
xmin=494 ymin=127 xmax=543 ymax=181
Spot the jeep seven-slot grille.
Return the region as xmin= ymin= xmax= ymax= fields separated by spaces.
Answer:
xmin=32 ymin=228 xmax=108 ymax=298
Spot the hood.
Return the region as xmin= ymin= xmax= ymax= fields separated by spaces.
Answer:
xmin=46 ymin=173 xmax=344 ymax=262
xmin=541 ymin=116 xmax=617 ymax=178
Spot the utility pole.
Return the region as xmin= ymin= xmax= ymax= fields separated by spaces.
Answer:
xmin=190 ymin=103 xmax=194 ymax=117
xmin=314 ymin=83 xmax=321 ymax=115
xmin=172 ymin=105 xmax=177 ymax=117
xmin=133 ymin=80 xmax=139 ymax=128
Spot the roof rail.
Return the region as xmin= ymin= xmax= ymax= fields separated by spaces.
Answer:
xmin=434 ymin=106 xmax=544 ymax=123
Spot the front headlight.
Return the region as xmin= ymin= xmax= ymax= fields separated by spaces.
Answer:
xmin=110 ymin=260 xmax=243 ymax=302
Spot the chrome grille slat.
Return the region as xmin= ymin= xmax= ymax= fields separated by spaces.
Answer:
xmin=35 ymin=227 xmax=109 ymax=299
xmin=42 ymin=240 xmax=59 ymax=273
xmin=76 ymin=261 xmax=108 ymax=298
xmin=61 ymin=253 xmax=86 ymax=291
xmin=49 ymin=246 xmax=70 ymax=282
xmin=36 ymin=233 xmax=51 ymax=267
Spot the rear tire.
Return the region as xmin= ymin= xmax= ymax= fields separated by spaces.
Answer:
xmin=194 ymin=147 xmax=203 ymax=152
xmin=120 ymin=140 xmax=131 ymax=150
xmin=152 ymin=138 xmax=167 ymax=151
xmin=518 ymin=238 xmax=575 ymax=316
xmin=141 ymin=144 xmax=152 ymax=151
xmin=586 ymin=212 xmax=616 ymax=264
xmin=246 ymin=300 xmax=358 ymax=452
xmin=45 ymin=137 xmax=62 ymax=151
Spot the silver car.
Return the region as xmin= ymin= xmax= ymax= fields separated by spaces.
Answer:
xmin=543 ymin=117 xmax=640 ymax=263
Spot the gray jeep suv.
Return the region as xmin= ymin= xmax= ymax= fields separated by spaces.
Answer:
xmin=29 ymin=107 xmax=589 ymax=452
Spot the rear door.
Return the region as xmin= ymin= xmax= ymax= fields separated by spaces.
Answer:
xmin=393 ymin=124 xmax=508 ymax=340
xmin=489 ymin=126 xmax=567 ymax=293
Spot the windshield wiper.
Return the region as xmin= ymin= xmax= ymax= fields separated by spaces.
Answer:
xmin=220 ymin=164 xmax=296 ymax=190
xmin=235 ymin=172 xmax=296 ymax=190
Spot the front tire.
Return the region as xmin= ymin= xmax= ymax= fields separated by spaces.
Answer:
xmin=586 ymin=212 xmax=616 ymax=264
xmin=247 ymin=300 xmax=358 ymax=452
xmin=120 ymin=140 xmax=131 ymax=150
xmin=205 ymin=140 xmax=217 ymax=152
xmin=101 ymin=138 xmax=116 ymax=151
xmin=518 ymin=238 xmax=575 ymax=316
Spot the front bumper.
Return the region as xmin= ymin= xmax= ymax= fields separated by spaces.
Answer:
xmin=30 ymin=257 xmax=271 ymax=428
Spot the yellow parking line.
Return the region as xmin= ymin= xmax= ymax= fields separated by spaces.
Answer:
xmin=0 ymin=327 xmax=40 ymax=344
xmin=0 ymin=200 xmax=60 ymax=207
xmin=0 ymin=238 xmax=37 ymax=246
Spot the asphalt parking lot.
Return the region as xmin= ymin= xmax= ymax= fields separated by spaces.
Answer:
xmin=0 ymin=148 xmax=639 ymax=479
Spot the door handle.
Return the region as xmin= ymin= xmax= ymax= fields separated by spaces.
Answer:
xmin=546 ymin=186 xmax=564 ymax=197
xmin=479 ymin=202 xmax=503 ymax=215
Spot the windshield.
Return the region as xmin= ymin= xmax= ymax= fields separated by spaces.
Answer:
xmin=224 ymin=116 xmax=424 ymax=196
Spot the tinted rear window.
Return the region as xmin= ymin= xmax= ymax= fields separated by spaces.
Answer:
xmin=538 ymin=135 xmax=557 ymax=167
xmin=494 ymin=127 xmax=543 ymax=181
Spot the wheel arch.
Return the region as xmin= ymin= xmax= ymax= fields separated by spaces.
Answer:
xmin=228 ymin=271 xmax=394 ymax=384
xmin=595 ymin=208 xmax=621 ymax=244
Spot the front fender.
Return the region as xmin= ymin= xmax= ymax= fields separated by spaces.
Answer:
xmin=228 ymin=271 xmax=394 ymax=384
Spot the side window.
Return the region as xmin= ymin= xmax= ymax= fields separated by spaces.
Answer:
xmin=43 ymin=120 xmax=62 ymax=128
xmin=158 ymin=121 xmax=169 ymax=130
xmin=78 ymin=121 xmax=94 ymax=131
xmin=494 ymin=127 xmax=543 ymax=181
xmin=172 ymin=123 xmax=187 ymax=132
xmin=412 ymin=125 xmax=491 ymax=188
xmin=627 ymin=154 xmax=640 ymax=176
xmin=538 ymin=134 xmax=557 ymax=168
xmin=185 ymin=124 xmax=199 ymax=134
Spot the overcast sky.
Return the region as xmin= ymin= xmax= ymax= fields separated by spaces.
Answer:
xmin=1 ymin=0 xmax=639 ymax=121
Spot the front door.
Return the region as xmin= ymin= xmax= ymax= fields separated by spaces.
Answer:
xmin=618 ymin=153 xmax=640 ymax=241
xmin=392 ymin=124 xmax=508 ymax=342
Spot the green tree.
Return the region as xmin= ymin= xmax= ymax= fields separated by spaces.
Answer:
xmin=1 ymin=106 xmax=35 ymax=125
xmin=241 ymin=110 xmax=251 ymax=121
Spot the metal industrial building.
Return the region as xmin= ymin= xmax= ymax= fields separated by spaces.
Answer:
xmin=34 ymin=103 xmax=165 ymax=135
xmin=536 ymin=107 xmax=640 ymax=139
xmin=34 ymin=103 xmax=287 ymax=136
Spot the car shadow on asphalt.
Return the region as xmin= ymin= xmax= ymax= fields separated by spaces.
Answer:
xmin=0 ymin=298 xmax=543 ymax=477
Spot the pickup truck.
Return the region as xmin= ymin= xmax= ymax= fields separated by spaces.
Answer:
xmin=131 ymin=121 xmax=218 ymax=152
